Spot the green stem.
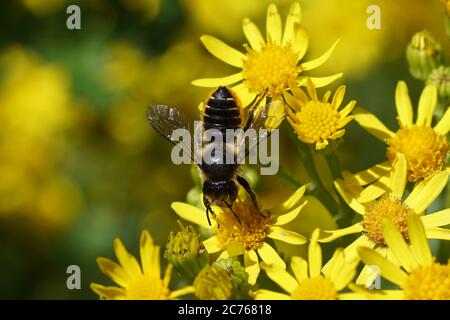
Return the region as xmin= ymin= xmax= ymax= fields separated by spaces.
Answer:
xmin=278 ymin=165 xmax=303 ymax=189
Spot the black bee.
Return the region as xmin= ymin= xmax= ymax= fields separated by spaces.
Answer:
xmin=147 ymin=87 xmax=280 ymax=225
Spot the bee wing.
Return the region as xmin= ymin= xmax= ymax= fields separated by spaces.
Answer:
xmin=236 ymin=102 xmax=285 ymax=164
xmin=147 ymin=104 xmax=199 ymax=163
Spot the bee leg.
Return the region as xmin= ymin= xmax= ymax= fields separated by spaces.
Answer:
xmin=203 ymin=196 xmax=215 ymax=226
xmin=244 ymin=89 xmax=268 ymax=130
xmin=225 ymin=201 xmax=241 ymax=225
xmin=236 ymin=175 xmax=260 ymax=211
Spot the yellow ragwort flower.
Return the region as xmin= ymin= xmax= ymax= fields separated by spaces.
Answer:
xmin=320 ymin=153 xmax=450 ymax=287
xmin=192 ymin=2 xmax=342 ymax=108
xmin=90 ymin=230 xmax=195 ymax=299
xmin=286 ymin=80 xmax=355 ymax=149
xmin=354 ymin=81 xmax=450 ymax=182
xmin=253 ymin=229 xmax=362 ymax=300
xmin=171 ymin=185 xmax=308 ymax=285
xmin=357 ymin=214 xmax=450 ymax=300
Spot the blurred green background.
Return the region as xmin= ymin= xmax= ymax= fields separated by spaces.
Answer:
xmin=0 ymin=0 xmax=449 ymax=299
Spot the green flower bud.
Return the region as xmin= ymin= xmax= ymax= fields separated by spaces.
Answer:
xmin=165 ymin=221 xmax=209 ymax=278
xmin=193 ymin=265 xmax=234 ymax=300
xmin=427 ymin=66 xmax=450 ymax=115
xmin=186 ymin=187 xmax=202 ymax=207
xmin=190 ymin=164 xmax=202 ymax=188
xmin=213 ymin=258 xmax=252 ymax=299
xmin=406 ymin=30 xmax=442 ymax=80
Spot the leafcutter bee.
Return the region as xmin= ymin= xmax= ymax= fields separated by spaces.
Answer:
xmin=147 ymin=87 xmax=281 ymax=225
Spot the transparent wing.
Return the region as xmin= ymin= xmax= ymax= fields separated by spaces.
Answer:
xmin=236 ymin=102 xmax=285 ymax=164
xmin=147 ymin=104 xmax=198 ymax=163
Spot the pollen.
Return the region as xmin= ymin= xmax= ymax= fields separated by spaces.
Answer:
xmin=214 ymin=196 xmax=271 ymax=251
xmin=387 ymin=126 xmax=448 ymax=182
xmin=403 ymin=262 xmax=450 ymax=300
xmin=290 ymin=276 xmax=337 ymax=300
xmin=125 ymin=276 xmax=170 ymax=300
xmin=242 ymin=43 xmax=300 ymax=97
xmin=291 ymin=101 xmax=342 ymax=144
xmin=363 ymin=196 xmax=411 ymax=246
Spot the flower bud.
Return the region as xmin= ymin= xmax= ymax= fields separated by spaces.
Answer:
xmin=165 ymin=221 xmax=209 ymax=278
xmin=193 ymin=265 xmax=234 ymax=300
xmin=406 ymin=30 xmax=442 ymax=80
xmin=213 ymin=258 xmax=251 ymax=299
xmin=427 ymin=66 xmax=450 ymax=116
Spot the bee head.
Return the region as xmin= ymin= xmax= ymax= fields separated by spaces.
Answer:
xmin=203 ymin=180 xmax=238 ymax=206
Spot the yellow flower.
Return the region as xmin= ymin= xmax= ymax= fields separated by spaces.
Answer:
xmin=320 ymin=153 xmax=450 ymax=287
xmin=253 ymin=229 xmax=362 ymax=300
xmin=286 ymin=80 xmax=355 ymax=150
xmin=357 ymin=214 xmax=450 ymax=300
xmin=171 ymin=185 xmax=308 ymax=285
xmin=90 ymin=230 xmax=195 ymax=300
xmin=354 ymin=81 xmax=449 ymax=182
xmin=192 ymin=2 xmax=342 ymax=109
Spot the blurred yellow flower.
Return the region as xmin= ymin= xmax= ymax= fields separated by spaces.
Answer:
xmin=91 ymin=230 xmax=195 ymax=299
xmin=121 ymin=0 xmax=160 ymax=22
xmin=21 ymin=0 xmax=67 ymax=16
xmin=0 ymin=46 xmax=82 ymax=231
xmin=354 ymin=81 xmax=449 ymax=182
xmin=286 ymin=80 xmax=355 ymax=150
xmin=358 ymin=214 xmax=450 ymax=300
xmin=171 ymin=185 xmax=308 ymax=285
xmin=320 ymin=153 xmax=450 ymax=287
xmin=192 ymin=2 xmax=341 ymax=109
xmin=253 ymin=229 xmax=361 ymax=300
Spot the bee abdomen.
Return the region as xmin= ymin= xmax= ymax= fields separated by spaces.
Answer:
xmin=203 ymin=87 xmax=241 ymax=132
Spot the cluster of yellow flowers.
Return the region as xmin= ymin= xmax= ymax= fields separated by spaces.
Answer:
xmin=91 ymin=3 xmax=450 ymax=300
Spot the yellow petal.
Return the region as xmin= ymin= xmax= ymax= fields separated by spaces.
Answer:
xmin=268 ymin=226 xmax=307 ymax=245
xmin=257 ymin=242 xmax=286 ymax=269
xmin=170 ymin=286 xmax=195 ymax=299
xmin=282 ymin=2 xmax=302 ymax=46
xmin=421 ymin=208 xmax=450 ymax=227
xmin=425 ymin=227 xmax=450 ymax=240
xmin=308 ymin=229 xmax=322 ymax=277
xmin=271 ymin=200 xmax=308 ymax=226
xmin=253 ymin=289 xmax=290 ymax=300
xmin=232 ymin=82 xmax=257 ymax=108
xmin=96 ymin=257 xmax=131 ymax=288
xmin=316 ymin=139 xmax=329 ymax=150
xmin=357 ymin=247 xmax=408 ymax=287
xmin=353 ymin=107 xmax=395 ymax=141
xmin=395 ymin=81 xmax=413 ymax=127
xmin=300 ymin=73 xmax=343 ymax=88
xmin=325 ymin=249 xmax=357 ymax=291
xmin=357 ymin=179 xmax=389 ymax=203
xmin=416 ymin=84 xmax=437 ymax=127
xmin=266 ymin=3 xmax=282 ymax=45
xmin=283 ymin=91 xmax=302 ymax=110
xmin=289 ymin=80 xmax=308 ymax=105
xmin=334 ymin=179 xmax=366 ymax=214
xmin=140 ymin=230 xmax=159 ymax=277
xmin=355 ymin=263 xmax=382 ymax=288
xmin=203 ymin=235 xmax=222 ymax=253
xmin=404 ymin=171 xmax=449 ymax=213
xmin=351 ymin=161 xmax=391 ymax=186
xmin=292 ymin=26 xmax=308 ymax=59
xmin=191 ymin=72 xmax=243 ymax=87
xmin=318 ymin=223 xmax=363 ymax=243
xmin=226 ymin=240 xmax=245 ymax=257
xmin=434 ymin=106 xmax=450 ymax=135
xmin=114 ymin=238 xmax=142 ymax=278
xmin=300 ymin=39 xmax=340 ymax=71
xmin=270 ymin=185 xmax=306 ymax=214
xmin=339 ymin=100 xmax=356 ymax=117
xmin=390 ymin=153 xmax=407 ymax=199
xmin=200 ymin=35 xmax=246 ymax=67
xmin=343 ymin=235 xmax=375 ymax=263
xmin=261 ymin=263 xmax=298 ymax=293
xmin=291 ymin=256 xmax=308 ymax=284
xmin=171 ymin=202 xmax=210 ymax=228
xmin=244 ymin=250 xmax=260 ymax=285
xmin=242 ymin=18 xmax=265 ymax=51
xmin=408 ymin=214 xmax=432 ymax=266
xmin=90 ymin=283 xmax=125 ymax=300
xmin=382 ymin=220 xmax=418 ymax=272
